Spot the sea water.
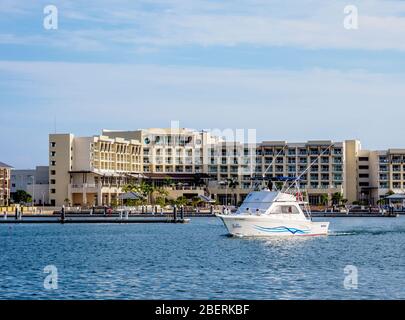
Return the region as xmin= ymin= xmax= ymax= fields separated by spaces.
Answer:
xmin=0 ymin=216 xmax=404 ymax=299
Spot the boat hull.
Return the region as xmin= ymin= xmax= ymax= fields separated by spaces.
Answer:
xmin=218 ymin=215 xmax=329 ymax=237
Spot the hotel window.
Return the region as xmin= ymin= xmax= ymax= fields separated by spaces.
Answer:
xmin=359 ymin=165 xmax=369 ymax=170
xmin=321 ymin=174 xmax=329 ymax=181
xmin=379 ymin=182 xmax=388 ymax=188
xmin=51 ymin=161 xmax=56 ymax=166
xmin=359 ymin=157 xmax=369 ymax=162
xmin=50 ymin=142 xmax=56 ymax=147
xmin=379 ymin=156 xmax=387 ymax=163
xmin=264 ymin=149 xmax=272 ymax=156
xmin=51 ymin=179 xmax=56 ymax=184
xmin=288 ymin=149 xmax=296 ymax=155
xmin=51 ymin=189 xmax=56 ymax=194
xmin=298 ymin=149 xmax=307 ymax=155
xmin=393 ymin=165 xmax=401 ymax=172
xmin=359 ymin=182 xmax=369 ymax=187
xmin=51 ymin=170 xmax=56 ymax=175
xmin=393 ymin=182 xmax=401 ymax=188
xmin=359 ymin=174 xmax=369 ymax=178
xmin=265 ymin=157 xmax=273 ymax=164
xmin=208 ymin=166 xmax=217 ymax=173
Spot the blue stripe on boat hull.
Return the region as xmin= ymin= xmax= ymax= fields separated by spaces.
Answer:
xmin=253 ymin=225 xmax=310 ymax=235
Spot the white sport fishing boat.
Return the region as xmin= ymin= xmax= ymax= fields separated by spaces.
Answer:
xmin=217 ymin=179 xmax=329 ymax=237
xmin=217 ymin=145 xmax=333 ymax=237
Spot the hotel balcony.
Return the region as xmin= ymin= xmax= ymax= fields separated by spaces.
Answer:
xmin=69 ymin=183 xmax=98 ymax=193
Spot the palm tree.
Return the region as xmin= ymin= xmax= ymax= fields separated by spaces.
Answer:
xmin=175 ymin=196 xmax=188 ymax=207
xmin=122 ymin=182 xmax=155 ymax=204
xmin=191 ymin=196 xmax=203 ymax=208
xmin=332 ymin=192 xmax=344 ymax=205
xmin=320 ymin=194 xmax=329 ymax=207
xmin=227 ymin=178 xmax=239 ymax=206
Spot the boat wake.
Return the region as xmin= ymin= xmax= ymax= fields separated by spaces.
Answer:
xmin=329 ymin=229 xmax=405 ymax=236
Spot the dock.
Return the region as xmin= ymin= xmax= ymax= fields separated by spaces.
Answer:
xmin=0 ymin=218 xmax=190 ymax=224
xmin=0 ymin=213 xmax=191 ymax=224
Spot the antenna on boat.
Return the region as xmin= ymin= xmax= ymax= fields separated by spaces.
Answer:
xmin=262 ymin=145 xmax=287 ymax=178
xmin=252 ymin=144 xmax=287 ymax=190
xmin=284 ymin=143 xmax=335 ymax=193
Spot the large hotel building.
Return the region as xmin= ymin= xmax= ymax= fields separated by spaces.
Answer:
xmin=48 ymin=128 xmax=405 ymax=207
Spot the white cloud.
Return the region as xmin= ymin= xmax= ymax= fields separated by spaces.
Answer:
xmin=1 ymin=60 xmax=405 ymax=142
xmin=2 ymin=59 xmax=405 ymax=167
xmin=2 ymin=0 xmax=405 ymax=51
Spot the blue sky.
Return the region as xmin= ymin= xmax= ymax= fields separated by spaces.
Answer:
xmin=1 ymin=0 xmax=405 ymax=168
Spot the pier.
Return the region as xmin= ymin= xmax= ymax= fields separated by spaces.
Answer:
xmin=0 ymin=216 xmax=190 ymax=224
xmin=0 ymin=207 xmax=191 ymax=224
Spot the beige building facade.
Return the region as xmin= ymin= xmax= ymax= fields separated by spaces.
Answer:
xmin=49 ymin=134 xmax=142 ymax=206
xmin=48 ymin=128 xmax=403 ymax=207
xmin=0 ymin=161 xmax=12 ymax=206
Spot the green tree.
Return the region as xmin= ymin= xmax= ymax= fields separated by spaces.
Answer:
xmin=191 ymin=196 xmax=203 ymax=208
xmin=11 ymin=190 xmax=32 ymax=204
xmin=227 ymin=178 xmax=239 ymax=205
xmin=175 ymin=196 xmax=188 ymax=207
xmin=155 ymin=196 xmax=166 ymax=208
xmin=320 ymin=194 xmax=329 ymax=206
xmin=331 ymin=192 xmax=344 ymax=205
xmin=122 ymin=182 xmax=155 ymax=204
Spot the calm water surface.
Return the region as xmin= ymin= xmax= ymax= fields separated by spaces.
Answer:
xmin=0 ymin=217 xmax=404 ymax=299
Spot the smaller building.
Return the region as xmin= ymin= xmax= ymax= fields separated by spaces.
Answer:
xmin=10 ymin=166 xmax=50 ymax=205
xmin=0 ymin=161 xmax=12 ymax=206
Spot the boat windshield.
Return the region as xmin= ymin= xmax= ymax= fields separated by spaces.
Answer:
xmin=237 ymin=191 xmax=279 ymax=214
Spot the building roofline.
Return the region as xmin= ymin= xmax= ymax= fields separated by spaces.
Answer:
xmin=0 ymin=161 xmax=12 ymax=168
